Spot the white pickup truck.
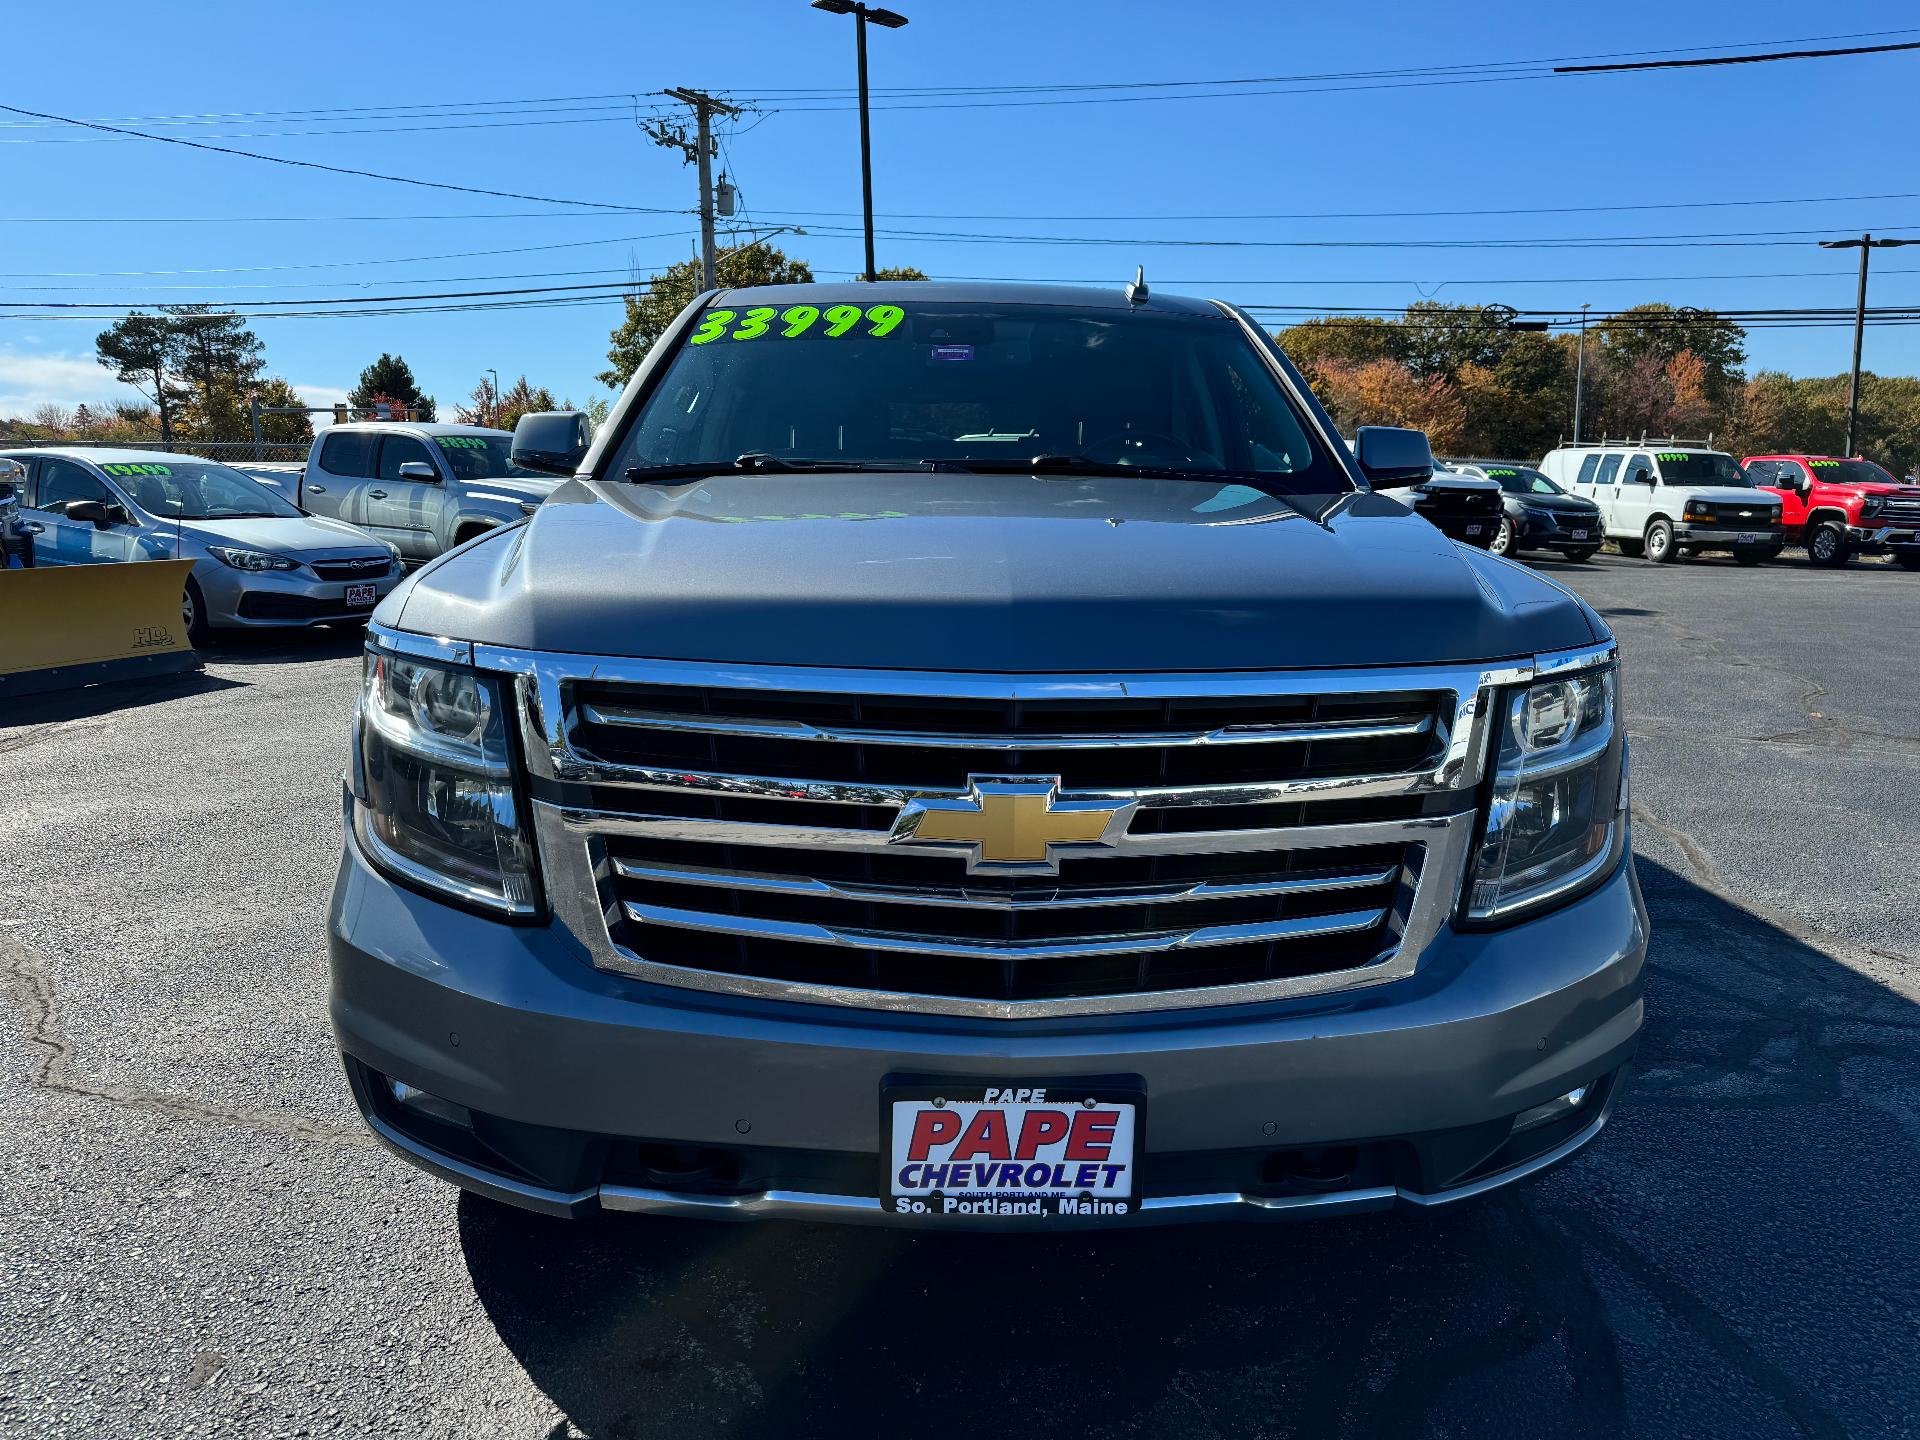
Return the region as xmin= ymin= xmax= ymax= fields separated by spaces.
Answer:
xmin=241 ymin=422 xmax=565 ymax=562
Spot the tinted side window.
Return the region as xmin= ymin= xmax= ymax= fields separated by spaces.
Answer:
xmin=1627 ymin=452 xmax=1654 ymax=484
xmin=1575 ymin=454 xmax=1601 ymax=485
xmin=320 ymin=431 xmax=376 ymax=476
xmin=1776 ymin=461 xmax=1807 ymax=486
xmin=1594 ymin=454 xmax=1623 ymax=486
xmin=1747 ymin=461 xmax=1778 ymax=485
xmin=38 ymin=460 xmax=112 ymax=512
xmin=377 ymin=435 xmax=435 ymax=480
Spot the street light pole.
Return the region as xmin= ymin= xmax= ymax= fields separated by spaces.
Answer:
xmin=486 ymin=368 xmax=499 ymax=428
xmin=813 ymin=0 xmax=909 ymax=282
xmin=1573 ymin=303 xmax=1589 ymax=444
xmin=1818 ymin=233 xmax=1918 ymax=456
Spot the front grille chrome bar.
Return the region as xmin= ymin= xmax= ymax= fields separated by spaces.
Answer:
xmin=551 ymin=802 xmax=1458 ymax=860
xmin=623 ymin=900 xmax=1389 ymax=961
xmin=580 ymin=701 xmax=1433 ymax=752
xmin=611 ymin=855 xmax=1399 ymax=911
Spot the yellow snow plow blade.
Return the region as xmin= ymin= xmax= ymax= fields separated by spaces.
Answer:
xmin=0 ymin=560 xmax=201 ymax=699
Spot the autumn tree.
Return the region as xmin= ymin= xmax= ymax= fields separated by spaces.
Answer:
xmin=350 ymin=353 xmax=436 ymax=421
xmin=602 ymin=242 xmax=814 ymax=387
xmin=1273 ymin=316 xmax=1403 ymax=377
xmin=1310 ymin=358 xmax=1465 ymax=453
xmin=1595 ymin=304 xmax=1745 ymax=408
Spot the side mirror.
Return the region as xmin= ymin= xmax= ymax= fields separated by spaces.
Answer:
xmin=1628 ymin=468 xmax=1653 ymax=486
xmin=1796 ymin=473 xmax=1814 ymax=495
xmin=396 ymin=461 xmax=440 ymax=482
xmin=1353 ymin=425 xmax=1434 ymax=486
xmin=65 ymin=499 xmax=115 ymax=529
xmin=511 ymin=410 xmax=594 ymax=477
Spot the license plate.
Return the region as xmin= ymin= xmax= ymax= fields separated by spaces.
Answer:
xmin=1571 ymin=529 xmax=1589 ymax=540
xmin=1464 ymin=524 xmax=1483 ymax=536
xmin=886 ymin=1082 xmax=1141 ymax=1219
xmin=1737 ymin=532 xmax=1765 ymax=545
xmin=345 ymin=583 xmax=377 ymax=607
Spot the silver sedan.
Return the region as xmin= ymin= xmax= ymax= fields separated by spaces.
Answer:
xmin=0 ymin=447 xmax=403 ymax=643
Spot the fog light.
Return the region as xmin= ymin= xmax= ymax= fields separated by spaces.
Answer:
xmin=390 ymin=1078 xmax=473 ymax=1130
xmin=1512 ymin=1085 xmax=1588 ymax=1133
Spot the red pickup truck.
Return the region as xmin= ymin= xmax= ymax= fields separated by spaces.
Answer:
xmin=1742 ymin=455 xmax=1920 ymax=569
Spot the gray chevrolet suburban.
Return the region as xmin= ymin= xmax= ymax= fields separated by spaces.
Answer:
xmin=329 ymin=282 xmax=1646 ymax=1227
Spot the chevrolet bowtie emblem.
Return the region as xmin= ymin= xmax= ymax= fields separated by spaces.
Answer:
xmin=889 ymin=777 xmax=1133 ymax=874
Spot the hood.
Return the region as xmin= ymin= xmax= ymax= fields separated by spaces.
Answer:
xmin=1840 ymin=482 xmax=1920 ymax=499
xmin=1515 ymin=492 xmax=1600 ymax=514
xmin=183 ymin=513 xmax=389 ymax=554
xmin=458 ymin=476 xmax=560 ymax=504
xmin=387 ymin=472 xmax=1600 ymax=672
xmin=1679 ymin=486 xmax=1780 ymax=506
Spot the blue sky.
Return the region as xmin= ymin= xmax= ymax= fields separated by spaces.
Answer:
xmin=4 ymin=0 xmax=1918 ymax=424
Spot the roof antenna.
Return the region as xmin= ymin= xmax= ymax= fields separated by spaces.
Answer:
xmin=1125 ymin=265 xmax=1149 ymax=305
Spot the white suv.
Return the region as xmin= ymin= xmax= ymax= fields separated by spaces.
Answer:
xmin=1537 ymin=442 xmax=1783 ymax=565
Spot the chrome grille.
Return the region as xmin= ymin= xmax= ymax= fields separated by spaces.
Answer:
xmin=494 ymin=652 xmax=1547 ymax=1018
xmin=310 ymin=557 xmax=394 ymax=581
xmin=1877 ymin=497 xmax=1920 ymax=524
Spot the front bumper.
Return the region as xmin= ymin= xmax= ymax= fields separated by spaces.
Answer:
xmin=1849 ymin=525 xmax=1920 ymax=552
xmin=1515 ymin=513 xmax=1601 ymax=550
xmin=329 ymin=820 xmax=1649 ymax=1226
xmin=199 ymin=558 xmax=402 ymax=629
xmin=1673 ymin=525 xmax=1783 ymax=550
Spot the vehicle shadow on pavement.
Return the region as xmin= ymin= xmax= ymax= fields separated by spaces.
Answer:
xmin=197 ymin=624 xmax=368 ymax=667
xmin=459 ymin=855 xmax=1917 ymax=1440
xmin=0 ymin=669 xmax=246 ymax=729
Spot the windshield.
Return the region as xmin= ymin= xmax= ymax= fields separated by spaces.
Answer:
xmin=1478 ymin=465 xmax=1565 ymax=496
xmin=100 ymin=459 xmax=300 ymax=520
xmin=615 ymin=299 xmax=1345 ymax=490
xmin=431 ymin=434 xmax=543 ymax=480
xmin=1807 ymin=458 xmax=1898 ymax=487
xmin=1655 ymin=451 xmax=1748 ymax=485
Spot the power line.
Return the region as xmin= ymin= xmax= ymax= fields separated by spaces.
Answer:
xmin=0 ymin=101 xmax=667 ymax=213
xmin=1556 ymin=39 xmax=1920 ymax=74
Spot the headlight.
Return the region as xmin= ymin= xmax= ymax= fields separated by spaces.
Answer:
xmin=351 ymin=645 xmax=538 ymax=916
xmin=1467 ymin=661 xmax=1626 ymax=922
xmin=1682 ymin=504 xmax=1712 ymax=523
xmin=1860 ymin=495 xmax=1884 ymax=519
xmin=209 ymin=545 xmax=299 ymax=572
xmin=384 ymin=542 xmax=404 ymax=564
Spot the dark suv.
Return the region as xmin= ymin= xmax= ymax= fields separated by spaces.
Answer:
xmin=1451 ymin=461 xmax=1603 ymax=561
xmin=330 ymin=282 xmax=1644 ymax=1228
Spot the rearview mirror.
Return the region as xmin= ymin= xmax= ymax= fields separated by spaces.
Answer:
xmin=511 ymin=410 xmax=594 ymax=477
xmin=65 ymin=499 xmax=115 ymax=529
xmin=1353 ymin=425 xmax=1434 ymax=486
xmin=396 ymin=461 xmax=440 ymax=482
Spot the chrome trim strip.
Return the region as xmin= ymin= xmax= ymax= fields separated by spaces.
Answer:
xmin=609 ymin=856 xmax=1400 ymax=910
xmin=579 ymin=702 xmax=1434 ymax=751
xmin=368 ymin=621 xmax=473 ymax=666
xmin=534 ymin=757 xmax=1455 ymax=809
xmin=531 ymin=806 xmax=1478 ymax=1018
xmin=546 ymin=799 xmax=1460 ymax=861
xmin=1532 ymin=642 xmax=1617 ymax=679
xmin=622 ymin=899 xmax=1389 ymax=961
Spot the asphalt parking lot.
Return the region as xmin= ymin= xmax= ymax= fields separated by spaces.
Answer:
xmin=3 ymin=548 xmax=1917 ymax=1439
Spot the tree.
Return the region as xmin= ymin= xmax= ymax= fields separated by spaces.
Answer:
xmin=454 ymin=375 xmax=501 ymax=428
xmin=1595 ymin=304 xmax=1745 ymax=408
xmin=167 ymin=306 xmax=265 ymax=437
xmin=1399 ymin=302 xmax=1514 ymax=381
xmin=350 ymin=353 xmax=435 ymax=421
xmin=602 ymin=242 xmax=814 ymax=387
xmin=96 ymin=312 xmax=187 ymax=441
xmin=494 ymin=376 xmax=567 ymax=432
xmin=1309 ymin=358 xmax=1464 ymax=453
xmin=1273 ymin=316 xmax=1403 ymax=375
xmin=251 ymin=377 xmax=314 ymax=445
xmin=871 ymin=266 xmax=929 ymax=281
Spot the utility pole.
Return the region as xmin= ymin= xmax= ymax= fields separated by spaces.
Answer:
xmin=812 ymin=0 xmax=910 ymax=282
xmin=1818 ymin=234 xmax=1918 ymax=455
xmin=650 ymin=89 xmax=742 ymax=292
xmin=1573 ymin=303 xmax=1590 ymax=444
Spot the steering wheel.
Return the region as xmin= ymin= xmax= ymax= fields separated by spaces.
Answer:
xmin=1077 ymin=430 xmax=1201 ymax=467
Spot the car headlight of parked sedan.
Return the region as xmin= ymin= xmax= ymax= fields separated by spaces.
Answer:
xmin=209 ymin=545 xmax=301 ymax=572
xmin=351 ymin=644 xmax=539 ymax=917
xmin=1468 ymin=661 xmax=1626 ymax=923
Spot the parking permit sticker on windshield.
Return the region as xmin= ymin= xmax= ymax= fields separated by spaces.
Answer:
xmin=689 ymin=303 xmax=906 ymax=345
xmin=101 ymin=463 xmax=171 ymax=477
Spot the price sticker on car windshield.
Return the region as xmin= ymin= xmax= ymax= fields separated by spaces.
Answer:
xmin=101 ymin=462 xmax=172 ymax=477
xmin=1811 ymin=459 xmax=1840 ymax=468
xmin=436 ymin=436 xmax=488 ymax=450
xmin=1484 ymin=467 xmax=1517 ymax=477
xmin=688 ymin=303 xmax=906 ymax=346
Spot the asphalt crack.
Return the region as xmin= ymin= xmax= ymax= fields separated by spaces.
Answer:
xmin=1 ymin=932 xmax=367 ymax=1146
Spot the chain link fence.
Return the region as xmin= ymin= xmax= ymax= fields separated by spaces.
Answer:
xmin=0 ymin=437 xmax=311 ymax=463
